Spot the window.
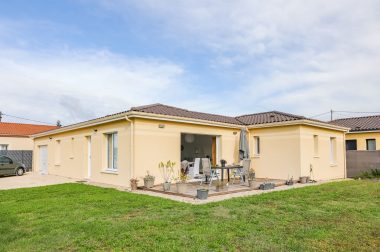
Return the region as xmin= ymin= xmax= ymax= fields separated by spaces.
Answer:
xmin=70 ymin=138 xmax=75 ymax=158
xmin=0 ymin=156 xmax=12 ymax=164
xmin=0 ymin=144 xmax=8 ymax=150
xmin=55 ymin=140 xmax=61 ymax=164
xmin=107 ymin=133 xmax=118 ymax=170
xmin=254 ymin=136 xmax=260 ymax=155
xmin=330 ymin=137 xmax=337 ymax=164
xmin=313 ymin=135 xmax=319 ymax=156
xmin=346 ymin=140 xmax=357 ymax=150
xmin=366 ymin=139 xmax=376 ymax=151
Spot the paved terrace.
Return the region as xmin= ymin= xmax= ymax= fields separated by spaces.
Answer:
xmin=142 ymin=178 xmax=286 ymax=198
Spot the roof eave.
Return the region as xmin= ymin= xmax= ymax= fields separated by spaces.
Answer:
xmin=247 ymin=119 xmax=349 ymax=132
xmin=32 ymin=111 xmax=243 ymax=138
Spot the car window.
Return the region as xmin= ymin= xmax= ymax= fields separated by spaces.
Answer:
xmin=0 ymin=156 xmax=12 ymax=164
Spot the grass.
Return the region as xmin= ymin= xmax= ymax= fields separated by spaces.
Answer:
xmin=0 ymin=180 xmax=379 ymax=251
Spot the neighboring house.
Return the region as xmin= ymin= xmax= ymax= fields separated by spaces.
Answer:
xmin=0 ymin=122 xmax=58 ymax=150
xmin=330 ymin=115 xmax=380 ymax=151
xmin=31 ymin=104 xmax=348 ymax=186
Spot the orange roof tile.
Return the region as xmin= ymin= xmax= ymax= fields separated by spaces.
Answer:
xmin=0 ymin=122 xmax=59 ymax=137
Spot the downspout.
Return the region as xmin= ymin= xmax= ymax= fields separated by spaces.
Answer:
xmin=125 ymin=115 xmax=135 ymax=182
xmin=343 ymin=131 xmax=347 ymax=179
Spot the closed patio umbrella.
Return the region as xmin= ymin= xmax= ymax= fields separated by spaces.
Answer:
xmin=239 ymin=128 xmax=250 ymax=160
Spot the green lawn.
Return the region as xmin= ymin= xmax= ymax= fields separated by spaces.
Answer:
xmin=0 ymin=181 xmax=379 ymax=251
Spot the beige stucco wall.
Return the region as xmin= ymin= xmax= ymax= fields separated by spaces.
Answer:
xmin=299 ymin=126 xmax=346 ymax=180
xmin=0 ymin=136 xmax=34 ymax=150
xmin=345 ymin=132 xmax=380 ymax=150
xmin=33 ymin=120 xmax=132 ymax=187
xmin=249 ymin=126 xmax=301 ymax=180
xmin=132 ymin=118 xmax=240 ymax=185
xmin=249 ymin=125 xmax=346 ymax=180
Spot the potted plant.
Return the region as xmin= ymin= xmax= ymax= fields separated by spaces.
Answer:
xmin=197 ymin=188 xmax=209 ymax=200
xmin=285 ymin=176 xmax=294 ymax=186
xmin=248 ymin=179 xmax=255 ymax=188
xmin=248 ymin=168 xmax=255 ymax=180
xmin=176 ymin=170 xmax=188 ymax=194
xmin=299 ymin=176 xmax=309 ymax=184
xmin=215 ymin=180 xmax=225 ymax=192
xmin=130 ymin=178 xmax=139 ymax=190
xmin=158 ymin=160 xmax=175 ymax=191
xmin=143 ymin=171 xmax=155 ymax=188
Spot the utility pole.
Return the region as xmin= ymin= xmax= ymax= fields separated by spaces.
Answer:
xmin=330 ymin=109 xmax=333 ymax=121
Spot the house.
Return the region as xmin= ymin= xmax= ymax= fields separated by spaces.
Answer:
xmin=31 ymin=104 xmax=348 ymax=186
xmin=0 ymin=122 xmax=58 ymax=151
xmin=330 ymin=115 xmax=380 ymax=151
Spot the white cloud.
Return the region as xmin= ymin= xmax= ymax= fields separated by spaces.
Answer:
xmin=97 ymin=0 xmax=380 ymax=119
xmin=0 ymin=46 xmax=187 ymax=125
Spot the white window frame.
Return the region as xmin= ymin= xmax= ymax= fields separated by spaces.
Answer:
xmin=366 ymin=139 xmax=376 ymax=151
xmin=313 ymin=135 xmax=319 ymax=157
xmin=0 ymin=144 xmax=8 ymax=150
xmin=330 ymin=137 xmax=337 ymax=165
xmin=55 ymin=140 xmax=61 ymax=165
xmin=254 ymin=136 xmax=260 ymax=156
xmin=106 ymin=132 xmax=118 ymax=171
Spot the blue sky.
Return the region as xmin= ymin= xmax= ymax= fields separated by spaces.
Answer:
xmin=0 ymin=0 xmax=379 ymax=125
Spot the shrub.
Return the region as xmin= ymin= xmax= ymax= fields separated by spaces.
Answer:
xmin=356 ymin=168 xmax=380 ymax=179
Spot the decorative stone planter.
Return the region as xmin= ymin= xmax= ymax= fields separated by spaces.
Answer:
xmin=299 ymin=176 xmax=310 ymax=184
xmin=176 ymin=182 xmax=187 ymax=194
xmin=197 ymin=189 xmax=209 ymax=200
xmin=144 ymin=178 xmax=155 ymax=188
xmin=163 ymin=182 xmax=171 ymax=191
xmin=248 ymin=179 xmax=255 ymax=188
xmin=259 ymin=182 xmax=275 ymax=190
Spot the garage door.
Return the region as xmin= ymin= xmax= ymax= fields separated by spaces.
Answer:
xmin=39 ymin=145 xmax=48 ymax=175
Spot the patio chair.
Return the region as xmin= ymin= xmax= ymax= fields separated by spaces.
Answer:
xmin=200 ymin=158 xmax=219 ymax=187
xmin=232 ymin=159 xmax=251 ymax=184
xmin=188 ymin=159 xmax=200 ymax=179
xmin=181 ymin=160 xmax=189 ymax=175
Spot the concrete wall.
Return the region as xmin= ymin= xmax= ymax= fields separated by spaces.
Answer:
xmin=0 ymin=136 xmax=34 ymax=150
xmin=346 ymin=132 xmax=380 ymax=150
xmin=346 ymin=150 xmax=380 ymax=177
xmin=299 ymin=125 xmax=346 ymax=180
xmin=33 ymin=120 xmax=132 ymax=187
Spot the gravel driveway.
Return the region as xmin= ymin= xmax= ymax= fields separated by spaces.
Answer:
xmin=0 ymin=172 xmax=76 ymax=190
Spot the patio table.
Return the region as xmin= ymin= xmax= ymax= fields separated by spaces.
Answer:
xmin=212 ymin=165 xmax=243 ymax=182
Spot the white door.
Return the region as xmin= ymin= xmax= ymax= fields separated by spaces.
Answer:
xmin=39 ymin=145 xmax=48 ymax=175
xmin=87 ymin=136 xmax=92 ymax=178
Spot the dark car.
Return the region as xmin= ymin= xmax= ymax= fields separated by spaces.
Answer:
xmin=0 ymin=155 xmax=26 ymax=176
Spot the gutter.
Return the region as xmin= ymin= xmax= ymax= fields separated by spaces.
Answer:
xmin=125 ymin=116 xmax=135 ymax=180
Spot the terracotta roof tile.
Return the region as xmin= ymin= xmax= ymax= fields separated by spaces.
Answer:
xmin=130 ymin=103 xmax=242 ymax=125
xmin=330 ymin=115 xmax=380 ymax=132
xmin=236 ymin=111 xmax=305 ymax=125
xmin=0 ymin=122 xmax=59 ymax=137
